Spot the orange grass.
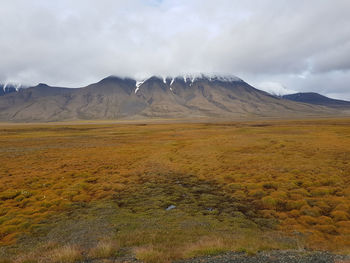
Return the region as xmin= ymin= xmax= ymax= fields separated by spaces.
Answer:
xmin=0 ymin=119 xmax=349 ymax=260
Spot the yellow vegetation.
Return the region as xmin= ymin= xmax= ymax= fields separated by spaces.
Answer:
xmin=0 ymin=119 xmax=349 ymax=261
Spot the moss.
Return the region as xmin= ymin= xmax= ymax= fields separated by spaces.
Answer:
xmin=0 ymin=190 xmax=20 ymax=201
xmin=1 ymin=120 xmax=350 ymax=257
xmin=261 ymin=196 xmax=277 ymax=209
xmin=331 ymin=211 xmax=349 ymax=221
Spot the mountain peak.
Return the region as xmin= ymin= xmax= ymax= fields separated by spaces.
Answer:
xmin=99 ymin=75 xmax=136 ymax=84
xmin=37 ymin=83 xmax=49 ymax=87
xmin=283 ymin=92 xmax=350 ymax=108
xmin=134 ymin=73 xmax=243 ymax=88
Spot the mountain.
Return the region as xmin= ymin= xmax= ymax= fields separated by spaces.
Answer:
xmin=0 ymin=75 xmax=342 ymax=122
xmin=0 ymin=83 xmax=25 ymax=96
xmin=282 ymin=92 xmax=350 ymax=108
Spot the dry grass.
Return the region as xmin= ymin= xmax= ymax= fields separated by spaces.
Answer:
xmin=183 ymin=237 xmax=229 ymax=258
xmin=135 ymin=246 xmax=173 ymax=263
xmin=45 ymin=245 xmax=82 ymax=263
xmin=88 ymin=239 xmax=119 ymax=259
xmin=0 ymin=119 xmax=349 ymax=262
xmin=133 ymin=231 xmax=297 ymax=262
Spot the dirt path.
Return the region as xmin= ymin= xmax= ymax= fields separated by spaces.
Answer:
xmin=85 ymin=250 xmax=350 ymax=263
xmin=175 ymin=251 xmax=350 ymax=263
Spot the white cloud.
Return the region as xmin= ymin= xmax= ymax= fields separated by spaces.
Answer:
xmin=0 ymin=0 xmax=349 ymax=99
xmin=256 ymin=82 xmax=297 ymax=96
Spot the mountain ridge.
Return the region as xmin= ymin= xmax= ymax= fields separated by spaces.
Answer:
xmin=0 ymin=75 xmax=346 ymax=122
xmin=282 ymin=92 xmax=350 ymax=108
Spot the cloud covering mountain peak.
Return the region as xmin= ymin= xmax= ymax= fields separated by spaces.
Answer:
xmin=0 ymin=0 xmax=349 ymax=99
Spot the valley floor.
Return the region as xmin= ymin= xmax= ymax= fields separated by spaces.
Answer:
xmin=0 ymin=119 xmax=349 ymax=262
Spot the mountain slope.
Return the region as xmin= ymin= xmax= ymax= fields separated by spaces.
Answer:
xmin=0 ymin=84 xmax=25 ymax=96
xmin=283 ymin=92 xmax=350 ymax=108
xmin=0 ymin=75 xmax=341 ymax=122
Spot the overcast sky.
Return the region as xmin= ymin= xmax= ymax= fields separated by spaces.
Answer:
xmin=1 ymin=0 xmax=350 ymax=99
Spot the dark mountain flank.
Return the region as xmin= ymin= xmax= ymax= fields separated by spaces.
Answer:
xmin=282 ymin=92 xmax=350 ymax=108
xmin=0 ymin=84 xmax=25 ymax=96
xmin=0 ymin=75 xmax=343 ymax=122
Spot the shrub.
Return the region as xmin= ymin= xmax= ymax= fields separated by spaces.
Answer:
xmin=310 ymin=187 xmax=330 ymax=197
xmin=270 ymin=191 xmax=288 ymax=199
xmin=227 ymin=183 xmax=243 ymax=191
xmin=72 ymin=194 xmax=89 ymax=203
xmin=331 ymin=211 xmax=349 ymax=221
xmin=232 ymin=190 xmax=246 ymax=200
xmin=261 ymin=196 xmax=277 ymax=209
xmin=260 ymin=209 xmax=276 ymax=218
xmin=313 ymin=201 xmax=331 ymax=214
xmin=333 ymin=203 xmax=349 ymax=213
xmin=298 ymin=216 xmax=317 ymax=226
xmin=46 ymin=245 xmax=83 ymax=263
xmin=286 ymin=200 xmax=307 ymax=211
xmin=0 ymin=225 xmax=17 ymax=239
xmin=20 ymin=190 xmax=33 ymax=198
xmin=135 ymin=246 xmax=170 ymax=263
xmin=314 ymin=225 xmax=338 ymax=235
xmin=89 ymin=240 xmax=119 ymax=259
xmin=335 ymin=221 xmax=350 ymax=234
xmin=0 ymin=190 xmax=20 ymax=201
xmin=0 ymin=207 xmax=9 ymax=217
xmin=262 ymin=182 xmax=278 ymax=190
xmin=300 ymin=205 xmax=321 ymax=217
xmin=288 ymin=209 xmax=300 ymax=218
xmin=184 ymin=237 xmax=229 ymax=259
xmin=13 ymin=253 xmax=38 ymax=263
xmin=317 ymin=216 xmax=333 ymax=225
xmin=223 ymin=174 xmax=236 ymax=182
xmin=320 ymin=177 xmax=342 ymax=186
xmin=336 ymin=220 xmax=350 ymax=228
xmin=249 ymin=190 xmax=266 ymax=198
xmin=276 ymin=212 xmax=288 ymax=220
xmin=290 ymin=188 xmax=310 ymax=197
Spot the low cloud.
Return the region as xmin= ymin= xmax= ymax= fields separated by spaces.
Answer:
xmin=256 ymin=82 xmax=297 ymax=96
xmin=0 ymin=0 xmax=349 ymax=98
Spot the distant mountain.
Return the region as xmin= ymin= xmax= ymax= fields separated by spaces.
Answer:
xmin=282 ymin=92 xmax=350 ymax=108
xmin=0 ymin=75 xmax=342 ymax=122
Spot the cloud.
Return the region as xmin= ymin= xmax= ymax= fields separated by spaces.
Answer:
xmin=0 ymin=0 xmax=349 ymax=98
xmin=256 ymin=82 xmax=297 ymax=96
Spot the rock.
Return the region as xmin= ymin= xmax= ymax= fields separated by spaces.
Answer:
xmin=166 ymin=205 xmax=176 ymax=211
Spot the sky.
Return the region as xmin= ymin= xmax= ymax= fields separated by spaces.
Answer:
xmin=0 ymin=0 xmax=350 ymax=99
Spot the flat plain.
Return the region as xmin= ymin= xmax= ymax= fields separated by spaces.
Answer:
xmin=0 ymin=119 xmax=349 ymax=262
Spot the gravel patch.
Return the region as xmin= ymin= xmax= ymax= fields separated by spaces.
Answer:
xmin=176 ymin=250 xmax=350 ymax=263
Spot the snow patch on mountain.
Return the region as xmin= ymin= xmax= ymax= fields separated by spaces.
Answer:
xmin=133 ymin=74 xmax=243 ymax=88
xmin=177 ymin=73 xmax=243 ymax=83
xmin=135 ymin=79 xmax=147 ymax=93
xmin=1 ymin=82 xmax=25 ymax=94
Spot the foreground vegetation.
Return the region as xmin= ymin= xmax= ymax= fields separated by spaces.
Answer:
xmin=0 ymin=119 xmax=349 ymax=262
